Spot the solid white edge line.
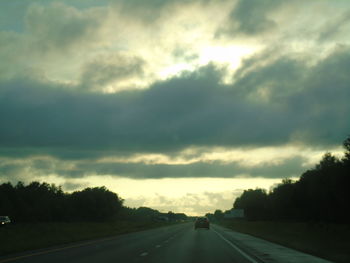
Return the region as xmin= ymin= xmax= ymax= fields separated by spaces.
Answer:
xmin=212 ymin=229 xmax=260 ymax=263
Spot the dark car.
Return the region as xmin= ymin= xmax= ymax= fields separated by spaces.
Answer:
xmin=194 ymin=217 xmax=210 ymax=229
xmin=0 ymin=216 xmax=11 ymax=226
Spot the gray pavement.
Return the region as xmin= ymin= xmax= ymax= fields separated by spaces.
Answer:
xmin=0 ymin=222 xmax=333 ymax=263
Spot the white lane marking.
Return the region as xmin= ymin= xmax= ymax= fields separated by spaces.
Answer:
xmin=140 ymin=252 xmax=148 ymax=257
xmin=155 ymin=245 xmax=161 ymax=248
xmin=212 ymin=229 xmax=259 ymax=263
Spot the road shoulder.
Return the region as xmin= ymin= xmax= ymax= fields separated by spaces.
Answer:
xmin=212 ymin=224 xmax=333 ymax=263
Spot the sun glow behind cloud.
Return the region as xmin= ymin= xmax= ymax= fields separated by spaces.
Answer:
xmin=198 ymin=45 xmax=257 ymax=69
xmin=158 ymin=63 xmax=195 ymax=79
xmin=158 ymin=45 xmax=258 ymax=81
xmin=87 ymin=176 xmax=283 ymax=215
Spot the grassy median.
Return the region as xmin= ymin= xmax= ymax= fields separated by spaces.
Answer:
xmin=217 ymin=220 xmax=350 ymax=263
xmin=0 ymin=221 xmax=177 ymax=256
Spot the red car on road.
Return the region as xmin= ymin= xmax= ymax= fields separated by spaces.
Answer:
xmin=194 ymin=217 xmax=210 ymax=229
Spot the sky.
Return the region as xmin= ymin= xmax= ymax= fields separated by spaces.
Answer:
xmin=0 ymin=0 xmax=350 ymax=216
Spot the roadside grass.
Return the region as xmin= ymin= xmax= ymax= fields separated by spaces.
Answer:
xmin=217 ymin=220 xmax=350 ymax=263
xmin=0 ymin=220 xmax=178 ymax=256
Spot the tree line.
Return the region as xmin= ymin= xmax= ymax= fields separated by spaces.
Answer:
xmin=232 ymin=136 xmax=350 ymax=223
xmin=0 ymin=182 xmax=187 ymax=223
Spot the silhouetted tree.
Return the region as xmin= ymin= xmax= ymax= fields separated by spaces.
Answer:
xmin=343 ymin=135 xmax=350 ymax=166
xmin=213 ymin=209 xmax=224 ymax=221
xmin=0 ymin=182 xmax=123 ymax=222
xmin=269 ymin=178 xmax=298 ymax=220
xmin=0 ymin=181 xmax=189 ymax=223
xmin=205 ymin=213 xmax=214 ymax=222
xmin=0 ymin=183 xmax=16 ymax=219
xmin=234 ymin=189 xmax=268 ymax=220
xmin=231 ymin=134 xmax=350 ymax=223
xmin=70 ymin=186 xmax=123 ymax=221
xmin=10 ymin=181 xmax=66 ymax=222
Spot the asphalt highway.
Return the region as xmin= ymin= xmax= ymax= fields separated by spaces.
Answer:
xmin=0 ymin=222 xmax=261 ymax=263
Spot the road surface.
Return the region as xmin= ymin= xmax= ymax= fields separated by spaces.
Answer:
xmin=0 ymin=222 xmax=261 ymax=263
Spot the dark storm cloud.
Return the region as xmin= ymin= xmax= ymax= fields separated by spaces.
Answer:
xmin=234 ymin=46 xmax=350 ymax=145
xmin=1 ymin=46 xmax=350 ymax=160
xmin=0 ymin=155 xmax=306 ymax=180
xmin=79 ymin=54 xmax=145 ymax=91
xmin=0 ymin=163 xmax=26 ymax=179
xmin=0 ymin=64 xmax=291 ymax=159
xmin=109 ymin=0 xmax=213 ymax=23
xmin=25 ymin=2 xmax=104 ymax=54
xmin=0 ymin=1 xmax=106 ymax=32
xmin=233 ymin=55 xmax=306 ymax=99
xmin=318 ymin=10 xmax=350 ymax=41
xmin=77 ymin=156 xmax=305 ymax=179
xmin=216 ymin=0 xmax=285 ymax=36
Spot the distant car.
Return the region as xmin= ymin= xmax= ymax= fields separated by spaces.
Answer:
xmin=194 ymin=217 xmax=209 ymax=229
xmin=0 ymin=216 xmax=11 ymax=226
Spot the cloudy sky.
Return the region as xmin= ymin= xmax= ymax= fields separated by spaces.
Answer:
xmin=1 ymin=0 xmax=350 ymax=215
